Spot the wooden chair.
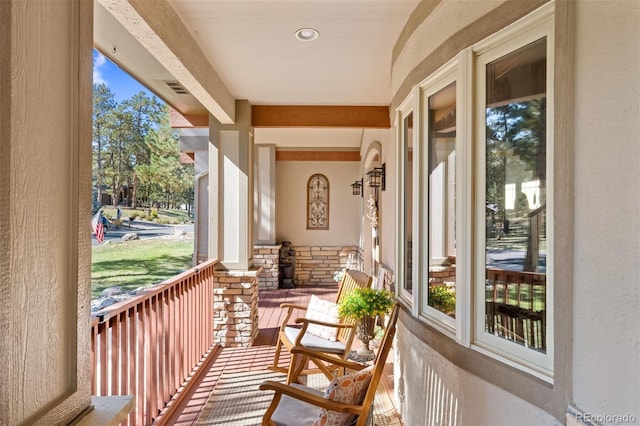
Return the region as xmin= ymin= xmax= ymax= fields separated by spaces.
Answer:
xmin=269 ymin=269 xmax=372 ymax=379
xmin=260 ymin=303 xmax=400 ymax=426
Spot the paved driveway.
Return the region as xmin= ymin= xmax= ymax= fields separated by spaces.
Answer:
xmin=92 ymin=221 xmax=194 ymax=246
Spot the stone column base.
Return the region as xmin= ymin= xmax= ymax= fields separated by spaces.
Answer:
xmin=212 ymin=267 xmax=262 ymax=347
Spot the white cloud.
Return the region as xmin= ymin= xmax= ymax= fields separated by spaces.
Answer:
xmin=93 ymin=51 xmax=107 ymax=85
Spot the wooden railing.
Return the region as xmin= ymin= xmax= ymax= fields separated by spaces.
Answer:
xmin=485 ymin=268 xmax=546 ymax=351
xmin=91 ymin=259 xmax=218 ymax=425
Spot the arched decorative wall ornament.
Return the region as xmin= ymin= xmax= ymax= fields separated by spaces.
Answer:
xmin=307 ymin=174 xmax=329 ymax=230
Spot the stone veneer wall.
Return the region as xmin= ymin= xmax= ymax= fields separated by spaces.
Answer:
xmin=251 ymin=244 xmax=362 ymax=288
xmin=212 ymin=267 xmax=262 ymax=347
xmin=294 ymin=246 xmax=360 ymax=286
xmin=428 ymin=265 xmax=456 ymax=286
xmin=253 ymin=245 xmax=281 ymax=289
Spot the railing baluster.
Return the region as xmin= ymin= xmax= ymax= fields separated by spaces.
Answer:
xmin=120 ymin=311 xmax=128 ymax=398
xmin=170 ymin=285 xmax=177 ymax=394
xmin=91 ymin=319 xmax=98 ymax=395
xmin=99 ymin=322 xmax=107 ymax=396
xmin=110 ymin=316 xmax=119 ymax=395
xmin=161 ymin=290 xmax=169 ymax=405
xmin=127 ymin=307 xmax=136 ymax=426
xmin=136 ymin=302 xmax=144 ymax=426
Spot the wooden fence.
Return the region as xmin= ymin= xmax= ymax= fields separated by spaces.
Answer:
xmin=91 ymin=259 xmax=218 ymax=425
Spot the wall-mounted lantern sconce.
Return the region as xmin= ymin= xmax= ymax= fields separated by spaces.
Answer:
xmin=351 ymin=179 xmax=363 ymax=197
xmin=366 ymin=163 xmax=386 ymax=191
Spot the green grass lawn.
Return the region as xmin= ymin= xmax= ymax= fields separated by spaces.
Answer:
xmin=91 ymin=239 xmax=193 ymax=298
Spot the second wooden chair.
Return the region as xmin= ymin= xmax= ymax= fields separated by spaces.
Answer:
xmin=269 ymin=269 xmax=372 ymax=380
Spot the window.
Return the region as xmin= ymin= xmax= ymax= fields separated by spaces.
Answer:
xmin=475 ymin=27 xmax=553 ymax=376
xmin=396 ymin=5 xmax=554 ymax=379
xmin=397 ymin=93 xmax=416 ymax=305
xmin=426 ymin=81 xmax=457 ymax=326
xmin=416 ymin=58 xmax=464 ymax=334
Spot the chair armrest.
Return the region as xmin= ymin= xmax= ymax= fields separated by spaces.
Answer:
xmin=294 ymin=317 xmax=356 ymax=330
xmin=278 ymin=303 xmax=308 ymax=332
xmin=259 ymin=381 xmax=362 ymax=415
xmin=279 ymin=303 xmax=308 ymax=311
xmin=290 ymin=346 xmax=366 ymax=371
xmin=293 ymin=318 xmax=357 ymax=347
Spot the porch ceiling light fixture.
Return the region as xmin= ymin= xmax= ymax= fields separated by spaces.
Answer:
xmin=295 ymin=28 xmax=319 ymax=41
xmin=351 ymin=179 xmax=363 ymax=197
xmin=366 ymin=163 xmax=386 ymax=191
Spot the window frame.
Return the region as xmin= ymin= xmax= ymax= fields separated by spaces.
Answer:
xmin=472 ymin=9 xmax=555 ymax=380
xmin=395 ymin=88 xmax=419 ymax=312
xmin=416 ymin=57 xmax=467 ymax=339
xmin=394 ymin=2 xmax=555 ymax=380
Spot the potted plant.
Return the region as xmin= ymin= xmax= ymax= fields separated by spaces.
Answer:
xmin=338 ymin=288 xmax=395 ymax=358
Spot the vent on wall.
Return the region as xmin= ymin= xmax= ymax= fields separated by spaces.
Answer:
xmin=165 ymin=81 xmax=189 ymax=95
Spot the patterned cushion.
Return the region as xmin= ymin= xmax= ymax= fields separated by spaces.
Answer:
xmin=305 ymin=295 xmax=340 ymax=341
xmin=312 ymin=366 xmax=373 ymax=426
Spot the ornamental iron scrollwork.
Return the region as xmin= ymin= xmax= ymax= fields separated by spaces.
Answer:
xmin=307 ymin=174 xmax=329 ymax=230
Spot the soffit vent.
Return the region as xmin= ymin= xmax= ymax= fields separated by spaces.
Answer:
xmin=165 ymin=81 xmax=189 ymax=95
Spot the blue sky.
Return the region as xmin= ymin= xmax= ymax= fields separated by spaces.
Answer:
xmin=93 ymin=49 xmax=158 ymax=103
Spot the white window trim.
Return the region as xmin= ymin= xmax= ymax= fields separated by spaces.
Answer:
xmin=395 ymin=88 xmax=419 ymax=313
xmin=472 ymin=4 xmax=555 ymax=381
xmin=394 ymin=1 xmax=555 ymax=380
xmin=417 ymin=58 xmax=461 ymax=337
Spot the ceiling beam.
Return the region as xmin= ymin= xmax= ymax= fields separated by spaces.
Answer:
xmin=169 ymin=108 xmax=209 ymax=128
xmin=253 ymin=106 xmax=390 ymax=128
xmin=98 ymin=0 xmax=236 ymax=124
xmin=276 ymin=151 xmax=361 ymax=161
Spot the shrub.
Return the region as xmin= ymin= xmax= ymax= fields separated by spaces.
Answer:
xmin=428 ymin=285 xmax=456 ymax=316
xmin=338 ymin=288 xmax=395 ymax=320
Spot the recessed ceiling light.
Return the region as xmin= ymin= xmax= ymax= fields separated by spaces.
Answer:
xmin=295 ymin=28 xmax=319 ymax=41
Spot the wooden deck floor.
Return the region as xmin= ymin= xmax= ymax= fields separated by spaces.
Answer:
xmin=156 ymin=285 xmax=399 ymax=425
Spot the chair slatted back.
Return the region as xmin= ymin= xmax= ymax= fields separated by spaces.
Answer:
xmin=355 ymin=303 xmax=400 ymax=426
xmin=335 ymin=270 xmax=372 ymax=343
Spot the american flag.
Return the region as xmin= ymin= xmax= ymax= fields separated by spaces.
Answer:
xmin=91 ymin=211 xmax=105 ymax=243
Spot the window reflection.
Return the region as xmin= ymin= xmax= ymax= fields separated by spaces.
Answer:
xmin=427 ymin=82 xmax=456 ymax=317
xmin=484 ymin=38 xmax=547 ymax=352
xmin=403 ymin=112 xmax=413 ymax=294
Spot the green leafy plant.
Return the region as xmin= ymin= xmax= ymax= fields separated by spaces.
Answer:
xmin=338 ymin=288 xmax=395 ymax=320
xmin=428 ymin=285 xmax=456 ymax=316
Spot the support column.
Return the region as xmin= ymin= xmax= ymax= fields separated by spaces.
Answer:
xmin=254 ymin=144 xmax=277 ymax=244
xmin=209 ymin=100 xmax=254 ymax=270
xmin=1 ymin=1 xmax=94 ymax=424
xmin=180 ymin=128 xmax=210 ymax=264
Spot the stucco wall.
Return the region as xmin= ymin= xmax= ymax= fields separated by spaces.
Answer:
xmin=387 ymin=0 xmax=638 ymax=424
xmin=276 ymin=160 xmax=361 ymax=246
xmin=395 ymin=322 xmax=558 ymax=426
xmin=572 ymin=0 xmax=640 ymax=420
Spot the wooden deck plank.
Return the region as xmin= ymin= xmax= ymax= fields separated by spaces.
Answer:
xmin=156 ymin=284 xmax=401 ymax=426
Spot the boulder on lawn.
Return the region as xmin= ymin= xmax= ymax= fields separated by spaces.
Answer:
xmin=100 ymin=286 xmax=125 ymax=297
xmin=122 ymin=232 xmax=139 ymax=241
